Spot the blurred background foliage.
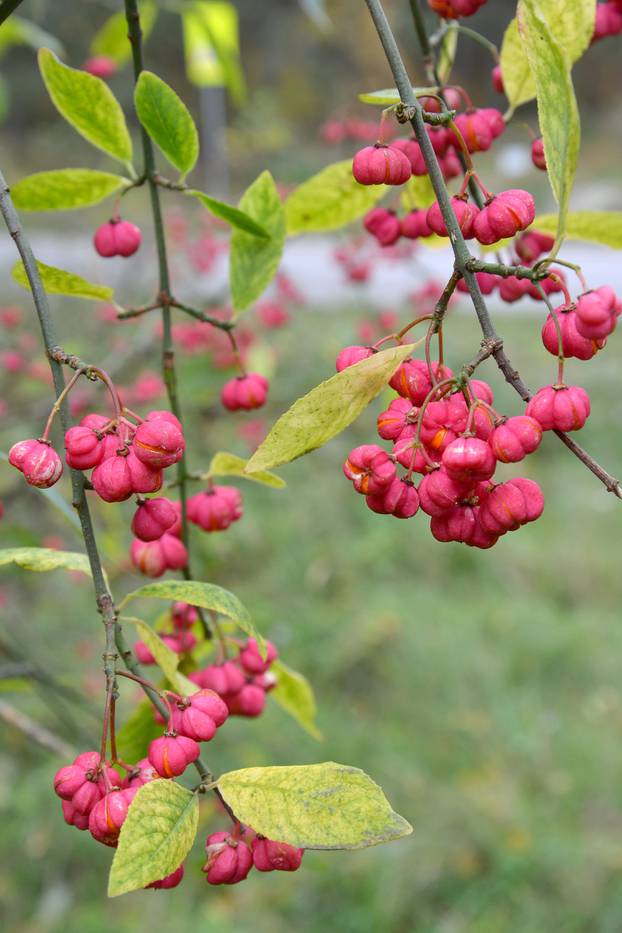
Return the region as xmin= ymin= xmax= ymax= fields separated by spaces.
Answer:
xmin=1 ymin=1 xmax=622 ymax=931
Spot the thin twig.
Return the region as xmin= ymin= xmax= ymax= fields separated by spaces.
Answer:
xmin=0 ymin=699 xmax=76 ymax=759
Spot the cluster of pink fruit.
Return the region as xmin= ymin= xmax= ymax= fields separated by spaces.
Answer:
xmin=335 ymin=328 xmax=603 ymax=546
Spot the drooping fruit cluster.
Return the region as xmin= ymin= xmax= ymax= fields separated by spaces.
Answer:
xmin=189 ymin=637 xmax=278 ymax=718
xmin=94 ymin=217 xmax=142 ymax=258
xmin=203 ymin=827 xmax=303 ymax=885
xmin=221 ymin=372 xmax=269 ymax=411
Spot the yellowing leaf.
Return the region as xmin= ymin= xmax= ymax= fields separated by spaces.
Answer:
xmin=518 ymin=0 xmax=581 ymax=242
xmin=245 ymin=342 xmax=419 ymax=473
xmin=0 ymin=547 xmax=94 ymax=578
xmin=186 ymin=189 xmax=269 ymax=237
xmin=230 ymin=171 xmax=285 ymax=314
xmin=358 ymin=86 xmax=436 ymax=105
xmin=38 ymin=48 xmax=132 ymax=165
xmin=205 ymin=451 xmax=285 ymax=488
xmin=134 ymin=71 xmax=199 ymax=179
xmin=271 ymin=660 xmax=322 ymax=740
xmin=120 ymin=616 xmax=189 ymax=695
xmin=285 ymin=159 xmax=387 ymax=234
xmin=217 ymin=762 xmax=412 ymax=849
xmin=12 ymin=260 xmax=114 ymax=301
xmin=109 ymin=780 xmax=199 ymax=896
xmin=400 ymin=174 xmax=436 ymax=212
xmin=11 ymin=169 xmax=128 ymax=211
xmin=535 ymin=211 xmax=622 ymax=248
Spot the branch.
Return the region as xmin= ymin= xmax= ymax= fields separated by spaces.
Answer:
xmin=0 ymin=0 xmax=25 ymax=28
xmin=0 ymin=699 xmax=76 ymax=759
xmin=123 ymin=0 xmax=212 ymax=636
xmin=363 ymin=0 xmax=622 ymax=499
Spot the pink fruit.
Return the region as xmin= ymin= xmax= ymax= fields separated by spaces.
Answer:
xmin=592 ymin=1 xmax=622 ymax=42
xmin=225 ymin=683 xmax=266 ymax=717
xmin=94 ymin=218 xmax=141 ymax=258
xmin=343 ymin=444 xmax=396 ymax=495
xmin=130 ymin=534 xmax=188 ymax=577
xmin=8 ymin=438 xmax=39 ymax=471
xmin=479 ymin=478 xmax=544 ymax=535
xmin=21 ymin=441 xmax=63 ymax=488
xmin=474 ymin=189 xmax=535 ymax=246
xmin=187 ymin=486 xmax=243 ymax=532
xmin=426 ymin=197 xmax=479 ymax=239
xmin=203 ymin=832 xmax=253 ymax=885
xmin=366 ymin=477 xmax=420 ymax=518
xmin=147 ymin=865 xmax=185 ymax=889
xmin=456 ymin=271 xmax=498 ymax=295
xmin=252 ymin=837 xmax=304 ymax=872
xmin=131 ymin=497 xmax=178 ymax=541
xmin=123 ymin=758 xmax=159 ymax=789
xmin=126 ymin=449 xmax=163 ymax=494
xmin=418 ymin=469 xmax=468 ymax=517
xmin=221 ymin=373 xmax=269 ymax=411
xmin=575 ymin=288 xmax=619 ymax=340
xmin=492 ymin=64 xmax=504 ymax=94
xmin=532 ymin=138 xmax=546 ymax=170
xmin=189 ymin=661 xmax=246 ymax=696
xmin=525 ymin=384 xmax=591 ymax=432
xmin=88 ymin=787 xmax=138 ymax=847
xmin=390 ymin=137 xmax=426 ymax=175
xmin=53 ymin=751 xmax=119 ymax=813
xmin=91 ymin=453 xmax=133 ymax=502
xmin=148 ymin=733 xmax=200 ymax=778
xmin=389 ymin=358 xmax=434 ymax=404
xmin=401 ymin=209 xmax=433 ymax=239
xmin=442 ymin=436 xmax=497 ymax=482
xmin=541 ymin=306 xmax=604 ymax=361
xmin=171 ymin=601 xmax=199 ymax=630
xmin=335 ymin=345 xmax=373 ymax=372
xmin=146 ymin=409 xmax=184 ymax=432
xmin=498 ymin=276 xmax=530 ymax=303
xmin=363 ymin=207 xmax=401 ymax=246
xmin=479 ymin=108 xmax=506 ymax=140
xmin=64 ymin=425 xmax=104 ymax=470
xmin=489 ymin=415 xmax=542 ymax=463
xmin=515 ymin=230 xmax=555 ymax=264
xmin=83 ymin=56 xmax=116 ymax=78
xmin=61 ymin=800 xmax=90 ymax=831
xmin=419 ymin=398 xmax=466 ymax=453
xmin=453 ymin=110 xmax=493 ymax=153
xmin=352 ymin=145 xmax=412 ymax=185
xmin=377 ymin=398 xmax=417 ymax=441
xmin=428 ymin=0 xmax=488 ymax=21
xmin=133 ymin=419 xmax=185 ymax=469
xmin=177 ymin=689 xmax=229 ymax=742
xmin=237 ymin=638 xmax=278 ymax=674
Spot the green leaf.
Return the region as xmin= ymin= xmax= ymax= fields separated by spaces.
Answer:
xmin=118 ymin=580 xmax=263 ymax=650
xmin=437 ymin=25 xmax=459 ymax=85
xmin=271 ymin=660 xmax=322 ymax=740
xmin=12 ymin=260 xmax=114 ymax=301
xmin=134 ymin=71 xmax=199 ymax=179
xmin=0 ymin=547 xmax=94 ymax=578
xmin=186 ymin=190 xmax=269 ymax=237
xmin=400 ymin=174 xmax=436 ymax=212
xmin=534 ymin=211 xmax=622 ymax=248
xmin=358 ymin=86 xmax=436 ymax=105
xmin=115 ymin=699 xmax=162 ymax=764
xmin=245 ymin=342 xmax=419 ymax=473
xmin=517 ymin=0 xmax=581 ymax=242
xmin=204 ymin=451 xmax=285 ymax=488
xmin=120 ymin=617 xmax=189 ymax=695
xmin=230 ymin=171 xmax=286 ymax=314
xmin=11 ymin=169 xmax=128 ymax=212
xmin=38 ymin=48 xmax=133 ymax=165
xmin=109 ymin=779 xmax=199 ymax=896
xmin=501 ymin=1 xmax=595 ymax=111
xmin=285 ymin=160 xmax=388 ymax=235
xmin=217 ymin=762 xmax=412 ymax=850
xmin=90 ymin=3 xmax=157 ymax=65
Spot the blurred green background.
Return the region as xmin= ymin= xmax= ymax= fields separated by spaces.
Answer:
xmin=2 ymin=1 xmax=622 ymax=932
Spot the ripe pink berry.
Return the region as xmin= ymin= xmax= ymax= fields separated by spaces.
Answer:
xmin=419 ymin=398 xmax=466 ymax=453
xmin=428 ymin=0 xmax=488 ymax=21
xmin=442 ymin=436 xmax=497 ymax=483
xmin=187 ymin=486 xmax=243 ymax=532
xmin=363 ymin=208 xmax=401 ymax=246
xmin=94 ymin=218 xmax=141 ymax=258
xmin=20 ymin=440 xmax=64 ymax=488
xmin=252 ymin=837 xmax=304 ymax=872
xmin=221 ymin=373 xmax=269 ymax=411
xmin=148 ymin=733 xmax=200 ymax=778
xmin=83 ymin=56 xmax=116 ymax=78
xmin=453 ymin=111 xmax=493 ymax=153
xmin=426 ymin=197 xmax=479 ymax=239
xmin=343 ymin=444 xmax=396 ymax=495
xmin=492 ymin=64 xmax=504 ymax=94
xmin=401 ymin=209 xmax=433 ymax=239
xmin=489 ymin=416 xmax=542 ymax=463
xmin=430 ymin=503 xmax=478 ymax=545
xmin=440 ymin=148 xmax=462 ymax=180
xmin=592 ymin=1 xmax=622 ymax=41
xmin=575 ymin=288 xmax=620 ymax=340
xmin=532 ymin=138 xmax=546 ymax=170
xmin=366 ymin=477 xmax=420 ymax=518
xmin=389 ymin=137 xmax=426 ymax=175
xmin=389 ymin=358 xmax=434 ymax=404
xmin=526 ymin=385 xmax=591 ymax=432
xmin=130 ymin=534 xmax=189 ymax=577
xmin=133 ymin=419 xmax=185 ymax=469
xmin=335 ymin=345 xmax=373 ymax=372
xmin=147 ymin=864 xmax=185 ymax=889
xmin=171 ymin=601 xmax=199 ymax=630
xmin=377 ymin=398 xmax=416 ymax=441
xmin=8 ymin=438 xmax=40 ymax=471
xmin=80 ymin=412 xmax=110 ymax=431
xmin=146 ymin=409 xmax=184 ymax=432
xmin=541 ymin=306 xmax=604 ymax=360
xmin=189 ymin=661 xmax=246 ymax=696
xmin=456 ymin=271 xmax=498 ymax=295
xmin=61 ymin=799 xmax=90 ymax=831
xmin=257 ymin=301 xmax=290 ymax=328
xmin=123 ymin=758 xmax=159 ymax=789
xmin=54 ymin=751 xmax=119 ymax=813
xmin=498 ymin=275 xmax=530 ymax=303
xmin=418 ymin=469 xmax=468 ymax=516
xmin=131 ymin=497 xmax=178 ymax=542
xmin=126 ymin=449 xmax=163 ymax=494
xmin=177 ymin=689 xmax=229 ymax=742
xmin=64 ymin=425 xmax=104 ymax=470
xmin=238 ymin=638 xmax=278 ymax=674
xmin=203 ymin=832 xmax=253 ymax=885
xmin=91 ymin=453 xmax=133 ymax=502
xmin=473 ymin=189 xmax=536 ymax=245
xmin=88 ymin=787 xmax=138 ymax=847
xmin=352 ymin=145 xmax=412 ymax=186
xmin=479 ymin=478 xmax=544 ymax=536
xmin=225 ymin=683 xmax=266 ymax=717
xmin=515 ymin=231 xmax=555 ymax=264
